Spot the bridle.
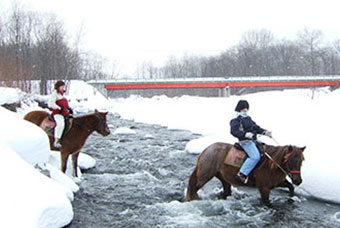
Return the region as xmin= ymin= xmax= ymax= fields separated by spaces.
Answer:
xmin=264 ymin=151 xmax=300 ymax=180
xmin=74 ymin=113 xmax=108 ymax=134
xmin=94 ymin=113 xmax=109 ymax=134
xmin=283 ymin=157 xmax=301 ymax=177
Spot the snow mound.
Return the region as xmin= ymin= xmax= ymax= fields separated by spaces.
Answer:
xmin=334 ymin=212 xmax=340 ymax=223
xmin=0 ymin=142 xmax=73 ymax=228
xmin=113 ymin=127 xmax=136 ymax=135
xmin=0 ymin=87 xmax=24 ymax=105
xmin=67 ymin=80 xmax=111 ymax=113
xmin=185 ymin=135 xmax=229 ymax=154
xmin=0 ymin=107 xmax=75 ymax=227
xmin=78 ymin=152 xmax=97 ymax=170
xmin=0 ymin=107 xmax=50 ymax=166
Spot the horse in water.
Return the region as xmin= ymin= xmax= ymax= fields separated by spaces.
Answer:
xmin=186 ymin=142 xmax=305 ymax=203
xmin=24 ymin=110 xmax=110 ymax=177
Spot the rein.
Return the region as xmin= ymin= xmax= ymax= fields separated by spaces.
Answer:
xmin=264 ymin=147 xmax=301 ymax=185
xmin=264 ymin=152 xmax=292 ymax=178
xmin=263 ymin=135 xmax=300 ymax=179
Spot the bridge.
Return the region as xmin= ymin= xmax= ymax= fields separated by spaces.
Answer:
xmin=88 ymin=76 xmax=340 ymax=98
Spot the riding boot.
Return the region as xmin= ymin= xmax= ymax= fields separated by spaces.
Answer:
xmin=236 ymin=172 xmax=248 ymax=184
xmin=54 ymin=138 xmax=62 ymax=149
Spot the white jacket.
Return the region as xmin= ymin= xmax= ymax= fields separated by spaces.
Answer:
xmin=48 ymin=91 xmax=66 ymax=110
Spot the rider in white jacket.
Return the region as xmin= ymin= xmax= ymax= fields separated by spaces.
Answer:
xmin=48 ymin=81 xmax=72 ymax=148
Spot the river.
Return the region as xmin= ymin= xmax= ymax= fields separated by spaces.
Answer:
xmin=66 ymin=115 xmax=340 ymax=228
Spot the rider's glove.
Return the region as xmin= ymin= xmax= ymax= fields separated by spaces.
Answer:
xmin=245 ymin=132 xmax=254 ymax=139
xmin=263 ymin=130 xmax=272 ymax=138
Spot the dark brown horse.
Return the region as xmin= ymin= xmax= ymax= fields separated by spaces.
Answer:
xmin=24 ymin=110 xmax=110 ymax=177
xmin=186 ymin=142 xmax=305 ymax=202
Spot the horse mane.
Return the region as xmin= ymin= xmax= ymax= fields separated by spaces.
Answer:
xmin=71 ymin=112 xmax=101 ymax=130
xmin=74 ymin=112 xmax=96 ymax=122
xmin=264 ymin=145 xmax=305 ymax=170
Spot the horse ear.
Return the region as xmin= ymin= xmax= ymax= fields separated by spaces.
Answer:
xmin=288 ymin=145 xmax=293 ymax=152
xmin=104 ymin=111 xmax=108 ymax=115
xmin=301 ymin=146 xmax=306 ymax=152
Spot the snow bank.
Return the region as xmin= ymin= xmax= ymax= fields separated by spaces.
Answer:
xmin=0 ymin=107 xmax=74 ymax=227
xmin=8 ymin=80 xmax=112 ymax=116
xmin=185 ymin=135 xmax=230 ymax=154
xmin=67 ymin=80 xmax=111 ymax=113
xmin=0 ymin=87 xmax=24 ymax=105
xmin=0 ymin=107 xmax=50 ymax=166
xmin=0 ymin=116 xmax=73 ymax=227
xmin=0 ymin=141 xmax=73 ymax=228
xmin=45 ymin=163 xmax=78 ymax=201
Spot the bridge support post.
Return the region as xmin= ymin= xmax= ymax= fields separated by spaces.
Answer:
xmin=221 ymin=86 xmax=230 ymax=97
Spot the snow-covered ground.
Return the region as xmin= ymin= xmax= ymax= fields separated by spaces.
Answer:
xmin=1 ymin=80 xmax=340 ymax=227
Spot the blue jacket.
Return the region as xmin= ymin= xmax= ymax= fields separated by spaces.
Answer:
xmin=230 ymin=115 xmax=266 ymax=141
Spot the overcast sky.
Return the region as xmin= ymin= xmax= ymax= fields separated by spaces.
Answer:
xmin=1 ymin=0 xmax=340 ymax=76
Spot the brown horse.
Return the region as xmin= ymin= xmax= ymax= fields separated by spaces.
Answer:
xmin=186 ymin=142 xmax=305 ymax=203
xmin=24 ymin=110 xmax=110 ymax=177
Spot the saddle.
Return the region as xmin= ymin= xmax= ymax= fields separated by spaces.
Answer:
xmin=224 ymin=142 xmax=264 ymax=168
xmin=39 ymin=115 xmax=73 ymax=138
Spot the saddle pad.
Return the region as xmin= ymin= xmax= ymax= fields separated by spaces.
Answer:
xmin=224 ymin=146 xmax=247 ymax=168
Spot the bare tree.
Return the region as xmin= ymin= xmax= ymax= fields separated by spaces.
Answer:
xmin=297 ymin=28 xmax=324 ymax=75
xmin=154 ymin=28 xmax=340 ymax=78
xmin=333 ymin=39 xmax=340 ymax=56
xmin=81 ymin=51 xmax=109 ymax=80
xmin=270 ymin=39 xmax=302 ymax=75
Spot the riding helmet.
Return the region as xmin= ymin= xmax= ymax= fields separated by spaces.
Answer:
xmin=235 ymin=100 xmax=249 ymax=112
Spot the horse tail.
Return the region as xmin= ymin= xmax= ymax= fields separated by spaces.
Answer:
xmin=186 ymin=167 xmax=199 ymax=201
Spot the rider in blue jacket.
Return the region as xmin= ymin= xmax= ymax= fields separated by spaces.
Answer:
xmin=230 ymin=100 xmax=272 ymax=184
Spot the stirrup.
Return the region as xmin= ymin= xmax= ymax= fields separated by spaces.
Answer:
xmin=54 ymin=139 xmax=62 ymax=149
xmin=236 ymin=172 xmax=248 ymax=184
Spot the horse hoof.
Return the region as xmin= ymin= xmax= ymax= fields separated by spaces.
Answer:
xmin=289 ymin=196 xmax=301 ymax=203
xmin=73 ymin=177 xmax=82 ymax=183
xmin=261 ymin=199 xmax=273 ymax=207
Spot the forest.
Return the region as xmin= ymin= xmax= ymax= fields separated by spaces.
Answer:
xmin=1 ymin=5 xmax=340 ymax=94
xmin=0 ymin=5 xmax=114 ymax=94
xmin=136 ymin=28 xmax=340 ymax=79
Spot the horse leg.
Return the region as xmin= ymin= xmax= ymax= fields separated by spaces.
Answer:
xmin=215 ymin=172 xmax=231 ymax=199
xmin=186 ymin=168 xmax=200 ymax=201
xmin=278 ymin=180 xmax=294 ymax=197
xmin=71 ymin=151 xmax=80 ymax=177
xmin=60 ymin=151 xmax=70 ymax=173
xmin=186 ymin=163 xmax=217 ymax=201
xmin=259 ymin=187 xmax=271 ymax=204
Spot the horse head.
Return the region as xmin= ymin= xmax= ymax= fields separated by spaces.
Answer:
xmin=282 ymin=145 xmax=306 ymax=185
xmin=93 ymin=109 xmax=111 ymax=136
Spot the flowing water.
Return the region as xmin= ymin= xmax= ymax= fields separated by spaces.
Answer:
xmin=67 ymin=115 xmax=340 ymax=228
